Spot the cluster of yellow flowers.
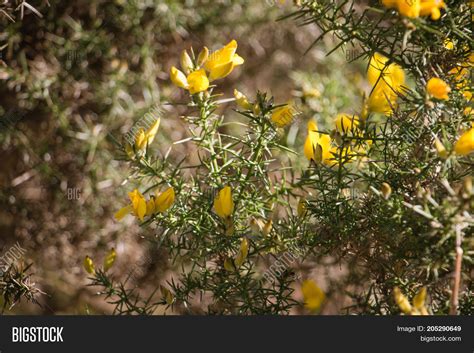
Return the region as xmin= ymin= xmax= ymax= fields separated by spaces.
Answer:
xmin=115 ymin=187 xmax=175 ymax=222
xmin=382 ymin=0 xmax=446 ymax=20
xmin=303 ymin=113 xmax=370 ymax=166
xmin=393 ymin=286 xmax=429 ymax=315
xmin=170 ymin=40 xmax=244 ymax=95
xmin=84 ymin=248 xmax=117 ymax=275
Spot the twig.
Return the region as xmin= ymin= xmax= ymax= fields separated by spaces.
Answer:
xmin=449 ymin=225 xmax=463 ymax=315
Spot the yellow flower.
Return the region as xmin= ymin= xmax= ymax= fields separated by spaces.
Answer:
xmin=204 ymin=40 xmax=244 ymax=81
xmin=135 ymin=118 xmax=161 ymax=151
xmin=154 ymin=187 xmax=175 ymax=213
xmin=234 ymin=238 xmax=249 ymax=267
xmin=214 ymin=186 xmax=234 ymax=219
xmin=394 ymin=287 xmax=429 ymax=315
xmin=426 ymin=78 xmax=451 ymax=100
xmin=454 ymin=127 xmax=474 ymax=156
xmin=367 ymin=53 xmax=405 ymax=115
xmin=368 ymin=80 xmax=399 ymax=115
xmin=334 ymin=114 xmax=359 ymax=134
xmin=412 ymin=287 xmax=427 ymax=310
xmin=170 ymin=66 xmax=209 ymax=94
xmin=271 ymin=104 xmax=295 ymax=128
xmin=114 ymin=189 xmax=147 ymax=221
xmin=234 ymin=89 xmax=252 ymax=110
xmin=170 ymin=66 xmax=189 ymax=89
xmin=104 ymin=248 xmax=116 ymax=272
xmin=393 ymin=287 xmax=412 ymax=314
xmin=83 ymin=256 xmax=95 ymax=274
xmin=301 ymin=280 xmax=325 ymax=312
xmin=187 ymin=69 xmax=209 ymax=94
xmin=367 ymin=53 xmax=405 ymax=89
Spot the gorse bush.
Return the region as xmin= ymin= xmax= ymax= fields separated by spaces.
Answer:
xmin=83 ymin=0 xmax=472 ymax=315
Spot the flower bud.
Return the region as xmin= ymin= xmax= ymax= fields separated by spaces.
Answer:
xmin=197 ymin=47 xmax=209 ymax=67
xmin=234 ymin=89 xmax=252 ymax=110
xmin=83 ymin=255 xmax=95 ymax=274
xmin=381 ymin=182 xmax=392 ymax=200
xmin=104 ymin=248 xmax=116 ymax=272
xmin=180 ymin=49 xmax=193 ymax=74
xmin=434 ymin=137 xmax=448 ymax=159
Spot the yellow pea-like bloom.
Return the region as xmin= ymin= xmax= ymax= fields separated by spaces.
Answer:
xmin=170 ymin=66 xmax=189 ymax=89
xmin=426 ymin=78 xmax=451 ymax=100
xmin=104 ymin=248 xmax=116 ymax=272
xmin=204 ymin=40 xmax=244 ymax=81
xmin=271 ymin=104 xmax=294 ymax=128
xmin=234 ymin=238 xmax=249 ymax=267
xmin=301 ymin=280 xmax=325 ymax=312
xmin=367 ymin=53 xmax=405 ymax=115
xmin=234 ymin=89 xmax=252 ymax=110
xmin=135 ymin=118 xmax=161 ymax=151
xmin=114 ymin=189 xmax=147 ymax=221
xmin=154 ymin=187 xmax=175 ymax=213
xmin=187 ymin=69 xmax=209 ymax=94
xmin=83 ymin=256 xmax=95 ymax=274
xmin=393 ymin=287 xmax=412 ymax=314
xmin=334 ymin=114 xmax=359 ymax=134
xmin=128 ymin=189 xmax=147 ymax=221
xmin=454 ymin=127 xmax=474 ymax=156
xmin=214 ymin=186 xmax=234 ymax=219
xmin=304 ymin=121 xmax=320 ymax=161
xmin=412 ymin=287 xmax=427 ymax=310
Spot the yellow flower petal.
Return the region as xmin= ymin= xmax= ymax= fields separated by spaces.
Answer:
xmin=114 ymin=204 xmax=133 ymax=221
xmin=170 ymin=66 xmax=189 ymax=89
xmin=187 ymin=69 xmax=209 ymax=94
xmin=155 ymin=187 xmax=175 ymax=213
xmin=214 ymin=186 xmax=234 ymax=219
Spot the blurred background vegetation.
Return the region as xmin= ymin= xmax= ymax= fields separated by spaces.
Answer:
xmin=1 ymin=0 xmax=377 ymax=314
